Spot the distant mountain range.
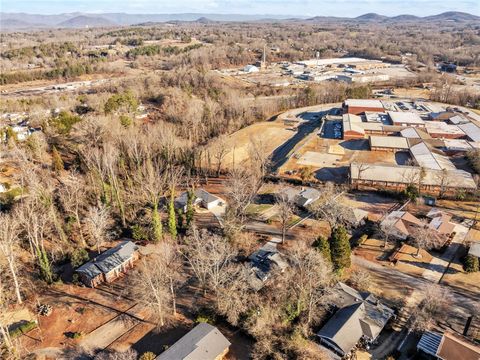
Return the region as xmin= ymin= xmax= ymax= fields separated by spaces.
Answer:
xmin=1 ymin=11 xmax=479 ymax=30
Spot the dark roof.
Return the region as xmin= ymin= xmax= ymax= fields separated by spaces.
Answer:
xmin=156 ymin=323 xmax=231 ymax=360
xmin=317 ymin=283 xmax=394 ymax=355
xmin=76 ymin=241 xmax=138 ymax=279
xmin=248 ymin=240 xmax=288 ymax=290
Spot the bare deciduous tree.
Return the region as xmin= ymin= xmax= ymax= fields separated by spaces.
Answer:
xmin=275 ymin=190 xmax=294 ymax=244
xmin=411 ymin=221 xmax=445 ymax=257
xmin=85 ymin=204 xmax=111 ymax=254
xmin=182 ymin=228 xmax=236 ymax=294
xmin=410 ymin=284 xmax=452 ymax=331
xmin=286 ymin=244 xmax=333 ymax=326
xmin=215 ymin=264 xmax=252 ymax=326
xmin=0 ymin=212 xmax=23 ymax=304
xmin=131 ymin=255 xmax=172 ymax=327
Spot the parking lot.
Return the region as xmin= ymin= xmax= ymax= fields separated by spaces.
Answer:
xmin=322 ymin=120 xmax=342 ymax=139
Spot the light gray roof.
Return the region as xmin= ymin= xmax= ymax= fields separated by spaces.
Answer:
xmin=344 ymin=99 xmax=384 ymax=109
xmin=459 ymin=122 xmax=480 ymax=142
xmin=369 ymin=135 xmax=409 ymax=149
xmin=350 ymin=163 xmax=477 ymax=189
xmin=76 ymin=241 xmax=138 ymax=279
xmin=156 ymin=323 xmax=230 ymax=360
xmin=297 ymin=187 xmax=321 ymax=206
xmin=388 ymin=111 xmax=425 ymax=126
xmin=175 ymin=189 xmax=221 ymax=208
xmin=449 ymin=115 xmax=470 ymax=125
xmin=409 ymin=142 xmax=455 ymax=170
xmin=469 ymin=241 xmax=480 ymax=258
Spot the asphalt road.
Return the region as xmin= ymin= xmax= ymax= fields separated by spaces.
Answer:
xmin=270 ymin=119 xmax=322 ymax=172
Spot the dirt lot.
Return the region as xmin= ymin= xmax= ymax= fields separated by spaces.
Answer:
xmin=209 ymin=121 xmax=295 ymax=171
xmin=340 ymin=192 xmax=400 ymax=220
xmin=441 ymin=245 xmax=480 ymax=295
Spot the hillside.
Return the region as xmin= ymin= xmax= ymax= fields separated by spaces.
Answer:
xmin=57 ymin=15 xmax=116 ymax=28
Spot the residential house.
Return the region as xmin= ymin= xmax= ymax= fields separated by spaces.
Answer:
xmin=156 ymin=323 xmax=231 ymax=360
xmin=417 ymin=331 xmax=480 ymax=360
xmin=380 ymin=210 xmax=424 ymax=240
xmin=317 ymin=282 xmax=395 ymax=359
xmin=76 ymin=240 xmax=139 ymax=287
xmin=426 ymin=208 xmax=456 ymax=237
xmin=248 ymin=239 xmax=288 ymax=291
xmin=278 ymin=187 xmax=321 ymax=208
xmin=175 ymin=188 xmax=224 ymax=212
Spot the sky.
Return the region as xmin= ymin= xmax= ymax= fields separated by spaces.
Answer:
xmin=1 ymin=0 xmax=479 ymax=17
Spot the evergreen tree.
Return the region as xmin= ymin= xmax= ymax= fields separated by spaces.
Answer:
xmin=464 ymin=254 xmax=479 ymax=273
xmin=330 ymin=226 xmax=351 ymax=272
xmin=52 ymin=146 xmax=64 ymax=173
xmin=168 ymin=191 xmax=177 ymax=238
xmin=152 ymin=202 xmax=162 ymax=242
xmin=313 ymin=236 xmax=332 ymax=263
xmin=177 ymin=208 xmax=185 ymax=231
xmin=186 ymin=189 xmax=195 ymax=227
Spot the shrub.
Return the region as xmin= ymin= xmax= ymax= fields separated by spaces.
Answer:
xmin=51 ymin=111 xmax=81 ymax=134
xmin=70 ymin=248 xmax=89 ymax=268
xmin=139 ymin=352 xmax=156 ymax=360
xmin=119 ymin=115 xmax=133 ymax=127
xmin=464 ymin=254 xmax=479 ymax=273
xmin=9 ymin=321 xmax=37 ymax=338
xmin=131 ymin=224 xmax=149 ymax=241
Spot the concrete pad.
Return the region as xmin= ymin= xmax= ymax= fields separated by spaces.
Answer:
xmin=297 ymin=151 xmax=341 ymax=167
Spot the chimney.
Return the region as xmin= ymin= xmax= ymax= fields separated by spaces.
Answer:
xmin=463 ymin=315 xmax=474 ymax=337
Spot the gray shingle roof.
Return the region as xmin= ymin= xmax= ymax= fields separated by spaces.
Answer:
xmin=317 ymin=283 xmax=394 ymax=355
xmin=76 ymin=241 xmax=138 ymax=279
xmin=156 ymin=323 xmax=231 ymax=360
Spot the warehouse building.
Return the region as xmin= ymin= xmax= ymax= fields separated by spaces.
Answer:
xmin=350 ymin=163 xmax=476 ymax=195
xmin=343 ymin=99 xmax=385 ymax=115
xmin=388 ymin=111 xmax=426 ymax=128
xmin=369 ymin=135 xmax=410 ymax=152
xmin=424 ymin=121 xmax=466 ymax=139
xmin=409 ymin=142 xmax=456 ymax=171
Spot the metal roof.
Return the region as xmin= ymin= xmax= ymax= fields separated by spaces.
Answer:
xmin=409 ymin=142 xmax=456 ymax=171
xmin=459 ymin=122 xmax=480 ymax=142
xmin=425 ymin=121 xmax=464 ymax=136
xmin=344 ymin=99 xmax=384 ymax=109
xmin=388 ymin=111 xmax=425 ymax=126
xmin=350 ymin=163 xmax=477 ymax=189
xmin=156 ymin=323 xmax=231 ymax=360
xmin=417 ymin=331 xmax=443 ymax=357
xmin=369 ymin=135 xmax=409 ymax=149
